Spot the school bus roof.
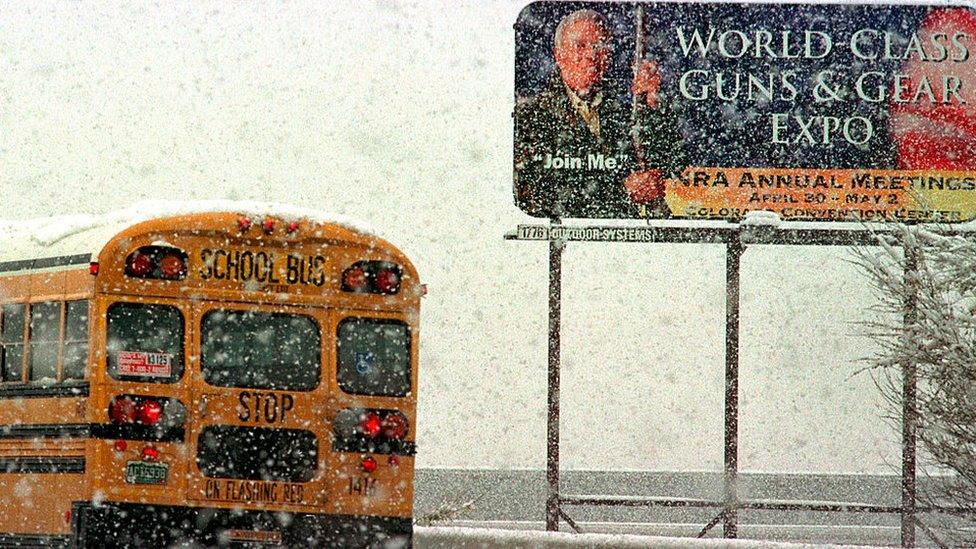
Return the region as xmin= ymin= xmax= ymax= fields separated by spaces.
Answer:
xmin=0 ymin=200 xmax=383 ymax=270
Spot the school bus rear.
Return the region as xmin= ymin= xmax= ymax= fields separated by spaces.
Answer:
xmin=76 ymin=212 xmax=418 ymax=547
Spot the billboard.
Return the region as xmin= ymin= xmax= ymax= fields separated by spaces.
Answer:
xmin=513 ymin=2 xmax=976 ymax=222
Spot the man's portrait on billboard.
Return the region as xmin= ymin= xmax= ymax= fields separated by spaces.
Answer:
xmin=514 ymin=7 xmax=688 ymax=219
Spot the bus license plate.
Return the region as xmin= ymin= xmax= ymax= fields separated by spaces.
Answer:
xmin=125 ymin=461 xmax=169 ymax=485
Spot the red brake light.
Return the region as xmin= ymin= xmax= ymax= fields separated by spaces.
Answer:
xmin=375 ymin=269 xmax=400 ymax=294
xmin=109 ymin=397 xmax=137 ymax=424
xmin=89 ymin=262 xmax=99 ymax=276
xmin=343 ymin=267 xmax=368 ymax=292
xmin=136 ymin=399 xmax=164 ymax=425
xmin=361 ymin=456 xmax=378 ymax=473
xmin=361 ymin=412 xmax=382 ymax=438
xmin=238 ymin=217 xmax=252 ymax=232
xmin=286 ymin=221 xmax=299 ymax=234
xmin=126 ymin=252 xmax=152 ymax=277
xmin=381 ymin=413 xmax=408 ymax=440
xmin=263 ymin=218 xmax=275 ymax=234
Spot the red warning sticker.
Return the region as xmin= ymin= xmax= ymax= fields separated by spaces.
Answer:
xmin=117 ymin=351 xmax=172 ymax=377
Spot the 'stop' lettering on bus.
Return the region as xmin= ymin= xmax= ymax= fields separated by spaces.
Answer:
xmin=199 ymin=249 xmax=326 ymax=287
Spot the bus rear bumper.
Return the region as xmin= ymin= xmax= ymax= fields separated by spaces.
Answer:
xmin=71 ymin=501 xmax=412 ymax=548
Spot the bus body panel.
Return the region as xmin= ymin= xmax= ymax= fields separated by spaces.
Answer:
xmin=0 ymin=473 xmax=85 ymax=535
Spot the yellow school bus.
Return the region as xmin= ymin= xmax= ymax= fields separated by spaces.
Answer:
xmin=0 ymin=207 xmax=419 ymax=547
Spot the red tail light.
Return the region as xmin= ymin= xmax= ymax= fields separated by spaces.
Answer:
xmin=361 ymin=412 xmax=382 ymax=438
xmin=238 ymin=217 xmax=252 ymax=232
xmin=109 ymin=397 xmax=137 ymax=424
xmin=109 ymin=395 xmax=184 ymax=429
xmin=263 ymin=218 xmax=275 ymax=234
xmin=89 ymin=262 xmax=99 ymax=276
xmin=381 ymin=412 xmax=408 ymax=439
xmin=141 ymin=445 xmax=159 ymax=462
xmin=286 ymin=221 xmax=299 ymax=234
xmin=136 ymin=399 xmax=164 ymax=425
xmin=361 ymin=456 xmax=378 ymax=473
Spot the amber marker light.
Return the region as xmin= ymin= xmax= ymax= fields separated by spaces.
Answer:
xmin=126 ymin=252 xmax=152 ymax=278
xmin=158 ymin=253 xmax=187 ymax=279
xmin=342 ymin=266 xmax=368 ymax=292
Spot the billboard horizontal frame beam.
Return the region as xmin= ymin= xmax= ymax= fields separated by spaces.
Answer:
xmin=507 ymin=223 xmax=976 ymax=246
xmin=559 ymin=495 xmax=970 ymax=515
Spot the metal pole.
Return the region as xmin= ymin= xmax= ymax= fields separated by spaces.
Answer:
xmin=724 ymin=238 xmax=742 ymax=538
xmin=546 ymin=225 xmax=564 ymax=531
xmin=901 ymin=244 xmax=918 ymax=548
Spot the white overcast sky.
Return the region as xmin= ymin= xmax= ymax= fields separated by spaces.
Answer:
xmin=0 ymin=1 xmax=901 ymax=474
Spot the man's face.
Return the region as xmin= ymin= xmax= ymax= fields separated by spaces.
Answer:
xmin=554 ymin=18 xmax=610 ymax=95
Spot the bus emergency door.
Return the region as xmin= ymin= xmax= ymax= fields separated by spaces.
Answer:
xmin=185 ymin=300 xmax=329 ymax=511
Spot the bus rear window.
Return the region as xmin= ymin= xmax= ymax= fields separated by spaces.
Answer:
xmin=336 ymin=318 xmax=411 ymax=397
xmin=107 ymin=303 xmax=184 ymax=382
xmin=197 ymin=426 xmax=317 ymax=483
xmin=201 ymin=310 xmax=320 ymax=391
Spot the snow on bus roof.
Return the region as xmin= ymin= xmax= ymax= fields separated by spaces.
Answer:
xmin=0 ymin=200 xmax=377 ymax=263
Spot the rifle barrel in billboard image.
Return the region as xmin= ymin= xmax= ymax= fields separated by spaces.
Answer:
xmin=513 ymin=1 xmax=976 ymax=223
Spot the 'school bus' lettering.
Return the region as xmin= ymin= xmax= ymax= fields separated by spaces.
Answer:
xmin=198 ymin=248 xmax=327 ymax=287
xmin=0 ymin=208 xmax=418 ymax=547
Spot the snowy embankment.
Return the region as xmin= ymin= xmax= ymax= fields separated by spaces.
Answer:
xmin=414 ymin=526 xmax=874 ymax=548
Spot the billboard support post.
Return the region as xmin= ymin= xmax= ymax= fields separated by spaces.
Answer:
xmin=546 ymin=225 xmax=564 ymax=532
xmin=724 ymin=238 xmax=743 ymax=538
xmin=901 ymin=245 xmax=919 ymax=548
xmin=505 ymin=222 xmax=976 ymax=546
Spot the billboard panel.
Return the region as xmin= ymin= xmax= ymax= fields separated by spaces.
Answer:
xmin=513 ymin=2 xmax=976 ymax=222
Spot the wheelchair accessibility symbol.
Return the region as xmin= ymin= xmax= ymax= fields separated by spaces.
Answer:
xmin=355 ymin=352 xmax=375 ymax=375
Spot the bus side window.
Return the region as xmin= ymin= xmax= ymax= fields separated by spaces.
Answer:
xmin=63 ymin=300 xmax=89 ymax=380
xmin=29 ymin=302 xmax=61 ymax=382
xmin=1 ymin=304 xmax=26 ymax=382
